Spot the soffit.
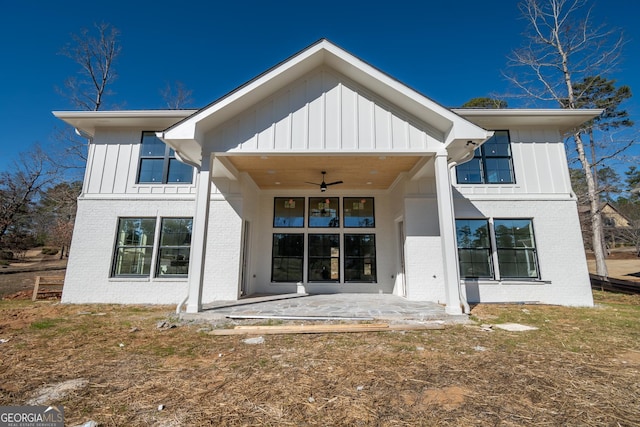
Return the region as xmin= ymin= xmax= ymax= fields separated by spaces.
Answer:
xmin=220 ymin=155 xmax=424 ymax=191
xmin=453 ymin=109 xmax=603 ymax=133
xmin=52 ymin=110 xmax=197 ymax=137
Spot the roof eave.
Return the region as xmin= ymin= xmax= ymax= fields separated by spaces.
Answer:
xmin=52 ymin=110 xmax=198 ymax=137
xmin=452 ymin=108 xmax=604 ymax=133
xmin=163 ymin=40 xmax=489 ymax=145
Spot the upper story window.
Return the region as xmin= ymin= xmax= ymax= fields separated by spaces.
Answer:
xmin=137 ymin=132 xmax=193 ymax=184
xmin=309 ymin=197 xmax=339 ymax=228
xmin=274 ymin=197 xmax=305 ymax=227
xmin=456 ymin=130 xmax=514 ymax=184
xmin=343 ymin=197 xmax=375 ymax=228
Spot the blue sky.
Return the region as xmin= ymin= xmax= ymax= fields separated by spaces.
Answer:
xmin=1 ymin=0 xmax=638 ymax=174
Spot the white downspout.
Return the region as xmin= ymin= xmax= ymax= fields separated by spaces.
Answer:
xmin=448 ymin=157 xmax=469 ymax=314
xmin=154 ymin=131 xmax=201 ymax=315
xmin=447 ymin=148 xmax=479 ymax=314
xmin=176 ymin=295 xmax=189 ymax=315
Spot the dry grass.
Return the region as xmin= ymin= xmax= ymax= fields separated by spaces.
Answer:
xmin=0 ymin=292 xmax=639 ymax=426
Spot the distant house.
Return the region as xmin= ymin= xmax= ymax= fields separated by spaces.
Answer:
xmin=579 ymin=202 xmax=633 ymax=249
xmin=578 ymin=202 xmax=632 ymax=227
xmin=54 ymin=39 xmax=599 ymax=314
xmin=601 ymin=203 xmax=632 ymax=228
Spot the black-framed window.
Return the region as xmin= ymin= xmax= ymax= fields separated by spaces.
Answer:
xmin=308 ymin=234 xmax=340 ymax=282
xmin=271 ymin=233 xmax=304 ymax=282
xmin=309 ymin=197 xmax=339 ymax=228
xmin=137 ymin=132 xmax=193 ymax=184
xmin=494 ymin=219 xmax=539 ymax=279
xmin=156 ymin=218 xmax=192 ymax=277
xmin=112 ymin=218 xmax=156 ymax=277
xmin=456 ymin=219 xmax=493 ymax=278
xmin=273 ymin=197 xmax=305 ymax=227
xmin=456 ymin=130 xmax=514 ymax=184
xmin=112 ymin=217 xmax=193 ymax=278
xmin=343 ymin=197 xmax=375 ymax=228
xmin=344 ymin=234 xmax=376 ymax=282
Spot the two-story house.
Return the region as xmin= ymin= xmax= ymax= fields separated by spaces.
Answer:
xmin=54 ymin=39 xmax=597 ymax=314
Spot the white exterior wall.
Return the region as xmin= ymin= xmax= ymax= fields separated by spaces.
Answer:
xmin=454 ymin=198 xmax=593 ymax=306
xmin=64 ymin=123 xmax=594 ymax=308
xmin=455 ymin=128 xmax=573 ymax=197
xmin=85 ymin=128 xmax=197 ymax=196
xmin=246 ymin=191 xmax=397 ymax=296
xmin=62 ymin=197 xmax=194 ymax=304
xmin=200 ymin=194 xmax=244 ymax=303
xmin=453 ymin=127 xmax=593 ymax=307
xmin=208 ymin=67 xmax=442 ymax=154
xmin=403 ymin=196 xmax=446 ymax=303
xmin=58 ymin=41 xmax=597 ymax=310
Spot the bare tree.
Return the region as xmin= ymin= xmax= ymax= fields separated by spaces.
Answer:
xmin=161 ymin=81 xmax=194 ymax=109
xmin=0 ymin=146 xmax=59 ymax=249
xmin=55 ymin=23 xmax=121 ymax=171
xmin=506 ymin=0 xmax=627 ymax=277
xmin=34 ymin=181 xmax=82 ymax=258
xmin=59 ymin=23 xmax=121 ymax=111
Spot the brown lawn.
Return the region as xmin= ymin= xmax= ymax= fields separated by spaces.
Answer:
xmin=0 ymin=291 xmax=639 ymax=426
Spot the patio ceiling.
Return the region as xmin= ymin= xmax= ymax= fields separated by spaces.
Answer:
xmin=220 ymin=155 xmax=426 ymax=191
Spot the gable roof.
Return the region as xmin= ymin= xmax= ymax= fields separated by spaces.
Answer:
xmin=160 ymin=39 xmax=491 ymax=165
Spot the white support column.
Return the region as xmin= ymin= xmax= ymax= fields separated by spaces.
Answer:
xmin=434 ymin=152 xmax=463 ymax=315
xmin=186 ymin=155 xmax=212 ymax=313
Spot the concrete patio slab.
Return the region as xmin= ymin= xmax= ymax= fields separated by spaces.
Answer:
xmin=181 ymin=294 xmax=469 ymax=325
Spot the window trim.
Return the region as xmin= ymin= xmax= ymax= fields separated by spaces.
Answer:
xmin=308 ymin=197 xmax=340 ymax=228
xmin=456 ymin=130 xmax=515 ymax=185
xmin=270 ymin=197 xmax=378 ymax=284
xmin=456 ymin=217 xmax=541 ymax=281
xmin=111 ymin=217 xmax=157 ymax=278
xmin=493 ymin=218 xmax=540 ymax=280
xmin=137 ymin=131 xmax=194 ymax=184
xmin=271 ymin=233 xmax=305 ymax=283
xmin=343 ymin=197 xmax=375 ymax=228
xmin=273 ymin=197 xmax=305 ymax=228
xmin=344 ymin=233 xmax=377 ymax=283
xmin=111 ymin=216 xmax=193 ymax=279
xmin=455 ymin=219 xmax=494 ymax=279
xmin=155 ymin=217 xmax=193 ymax=278
xmin=307 ymin=233 xmax=340 ymax=283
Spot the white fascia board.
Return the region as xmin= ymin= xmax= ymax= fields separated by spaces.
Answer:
xmin=163 ymin=42 xmax=329 ymax=141
xmin=164 ymin=40 xmax=490 ymax=145
xmin=452 ymin=108 xmax=604 ymax=133
xmin=320 ymin=41 xmax=491 ymax=142
xmin=52 ymin=110 xmax=197 ymax=138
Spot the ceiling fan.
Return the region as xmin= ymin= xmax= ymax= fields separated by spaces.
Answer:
xmin=306 ymin=171 xmax=343 ymax=192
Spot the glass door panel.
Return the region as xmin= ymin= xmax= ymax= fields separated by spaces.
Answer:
xmin=271 ymin=233 xmax=304 ymax=282
xmin=308 ymin=234 xmax=340 ymax=282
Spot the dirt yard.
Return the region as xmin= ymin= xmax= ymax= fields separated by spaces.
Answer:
xmin=0 ymin=250 xmax=639 ymax=425
xmin=0 ymin=295 xmax=638 ymax=425
xmin=586 ymin=248 xmax=640 ymax=282
xmin=0 ymin=249 xmax=66 ymax=298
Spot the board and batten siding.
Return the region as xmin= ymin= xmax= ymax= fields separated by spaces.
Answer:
xmin=84 ymin=128 xmax=197 ymax=196
xmin=454 ymin=128 xmax=573 ymax=196
xmin=208 ymin=67 xmax=441 ymax=154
